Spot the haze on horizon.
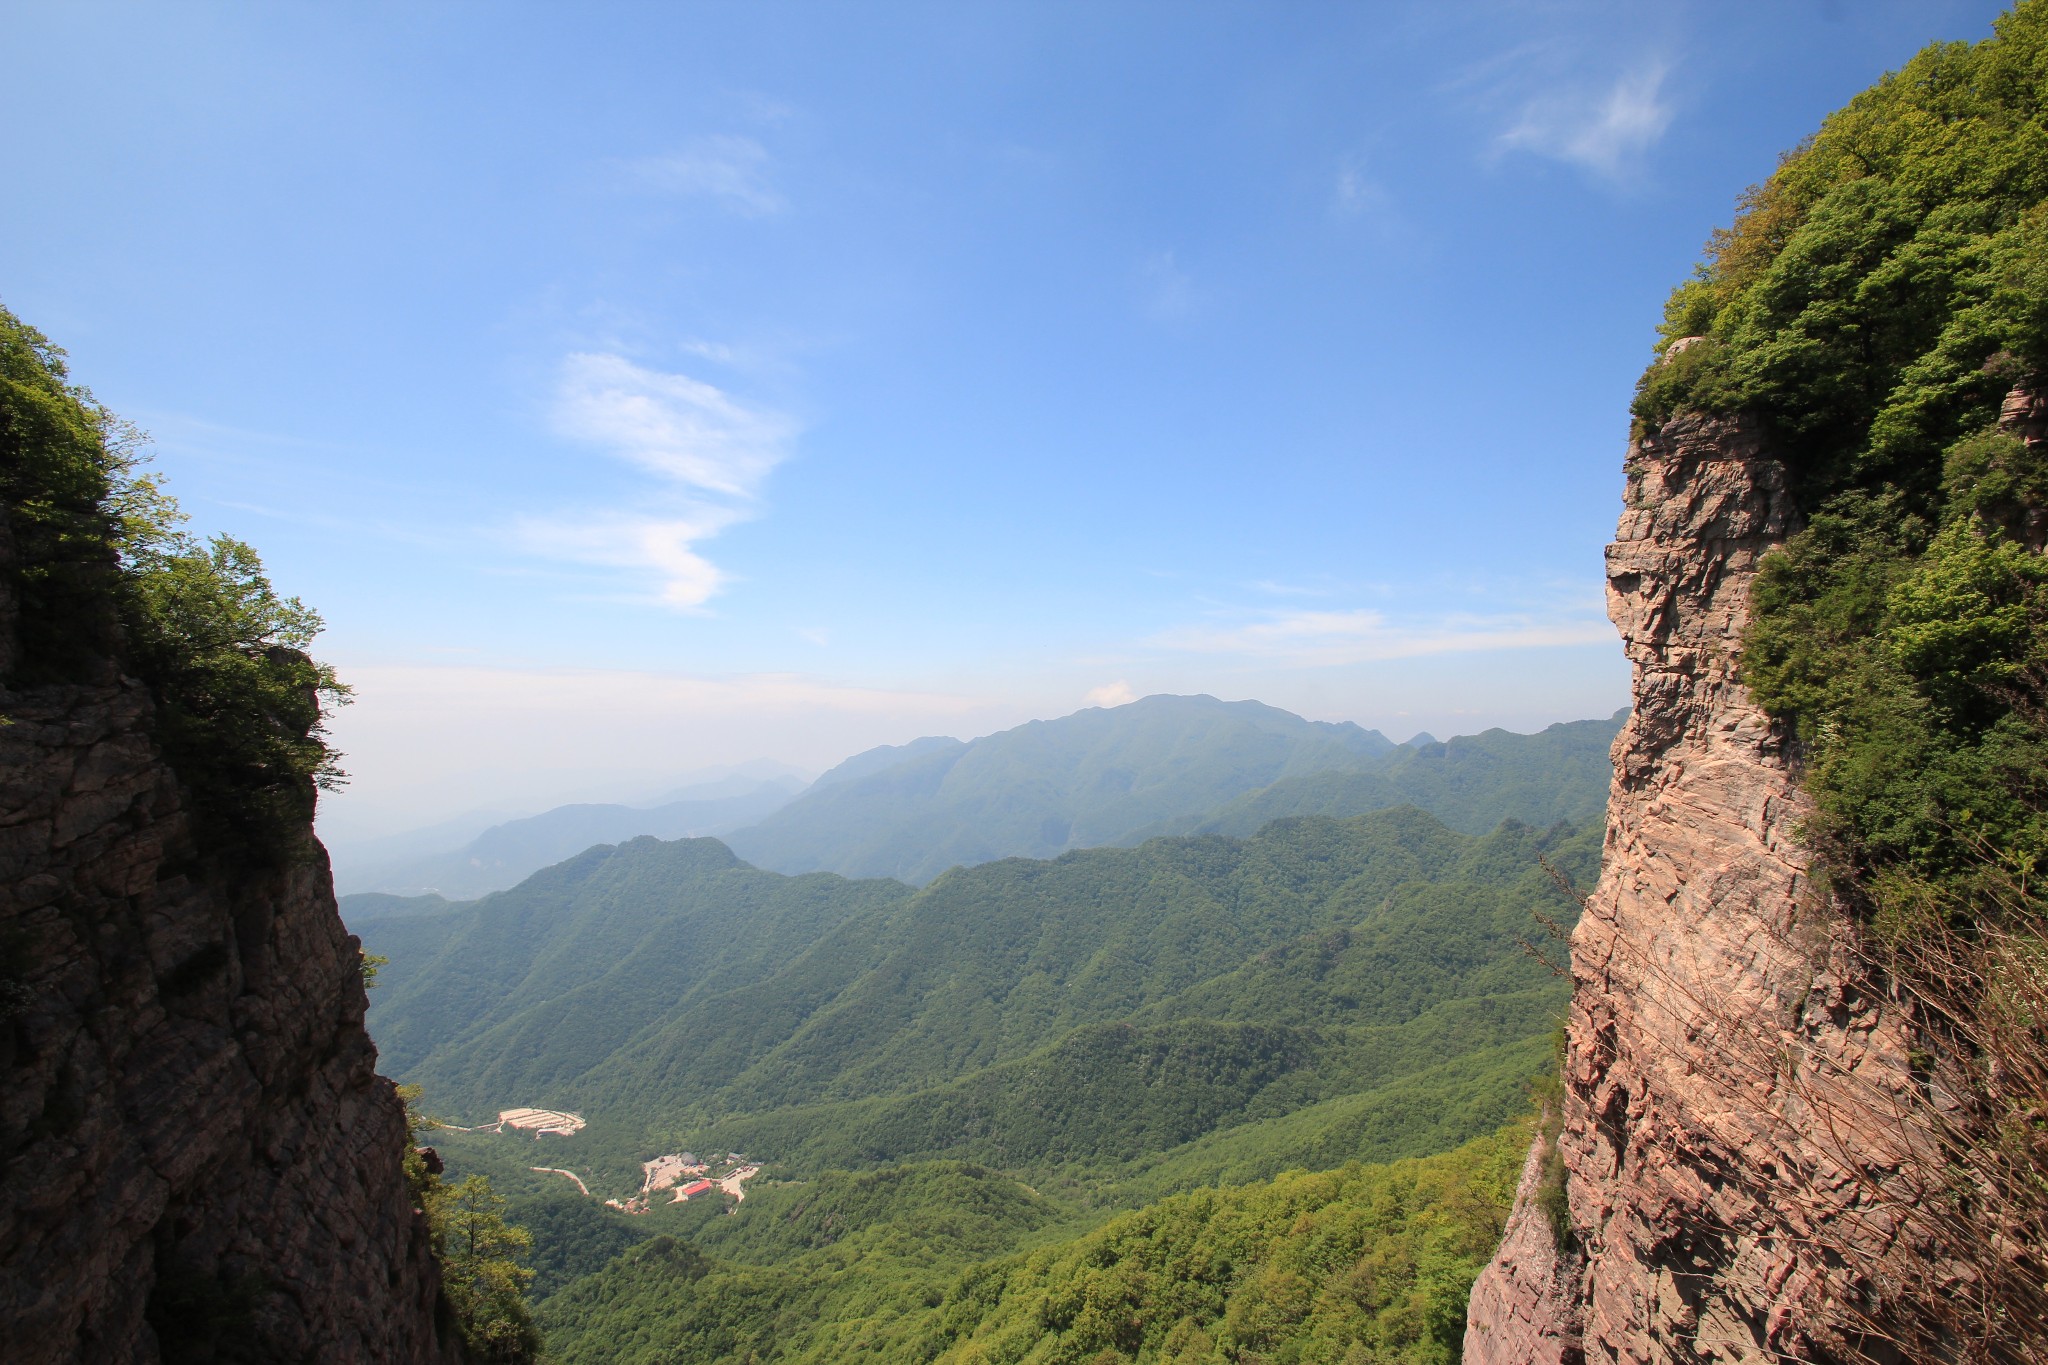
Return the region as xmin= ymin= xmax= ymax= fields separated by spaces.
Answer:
xmin=0 ymin=0 xmax=2011 ymax=842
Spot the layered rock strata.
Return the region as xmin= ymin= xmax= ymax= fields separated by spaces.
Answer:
xmin=0 ymin=591 xmax=457 ymax=1353
xmin=1462 ymin=1125 xmax=1583 ymax=1365
xmin=1466 ymin=413 xmax=1928 ymax=1363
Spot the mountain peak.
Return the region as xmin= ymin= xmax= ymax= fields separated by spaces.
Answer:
xmin=725 ymin=695 xmax=1613 ymax=885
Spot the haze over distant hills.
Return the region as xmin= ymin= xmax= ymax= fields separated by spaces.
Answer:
xmin=724 ymin=694 xmax=1623 ymax=884
xmin=334 ymin=773 xmax=806 ymax=900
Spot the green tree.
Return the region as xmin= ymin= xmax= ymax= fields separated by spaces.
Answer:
xmin=0 ymin=306 xmax=126 ymax=680
xmin=118 ymin=526 xmax=351 ymax=856
xmin=398 ymin=1088 xmax=544 ymax=1362
xmin=431 ymin=1175 xmax=544 ymax=1363
xmin=0 ymin=300 xmax=350 ymax=859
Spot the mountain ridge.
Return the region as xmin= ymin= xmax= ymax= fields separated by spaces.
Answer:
xmin=361 ymin=805 xmax=1593 ymax=1192
xmin=722 ymin=694 xmax=1616 ymax=885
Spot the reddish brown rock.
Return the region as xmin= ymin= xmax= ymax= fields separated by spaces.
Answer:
xmin=0 ymin=616 xmax=458 ymax=1351
xmin=1465 ymin=412 xmax=1929 ymax=1363
xmin=1463 ymin=1127 xmax=1583 ymax=1365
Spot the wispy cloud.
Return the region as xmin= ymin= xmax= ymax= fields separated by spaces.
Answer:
xmin=1496 ymin=61 xmax=1673 ymax=179
xmin=622 ymin=134 xmax=786 ymax=216
xmin=1248 ymin=578 xmax=1342 ymax=599
xmin=523 ymin=353 xmax=797 ymax=609
xmin=554 ymin=352 xmax=793 ymax=496
xmin=1147 ymin=605 xmax=1611 ymax=666
xmin=514 ymin=507 xmax=741 ymax=609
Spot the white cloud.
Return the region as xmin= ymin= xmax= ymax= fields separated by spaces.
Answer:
xmin=1147 ymin=605 xmax=1612 ymax=666
xmin=513 ymin=509 xmax=739 ymax=609
xmin=1084 ymin=680 xmax=1137 ymax=708
xmin=1249 ymin=578 xmax=1341 ymax=598
xmin=1498 ymin=61 xmax=1672 ymax=179
xmin=524 ymin=353 xmax=798 ymax=608
xmin=623 ymin=134 xmax=786 ymax=216
xmin=554 ymin=352 xmax=793 ymax=497
xmin=680 ymin=339 xmax=742 ymax=365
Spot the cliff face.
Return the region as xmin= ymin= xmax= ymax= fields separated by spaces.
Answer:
xmin=1465 ymin=413 xmax=1928 ymax=1364
xmin=0 ymin=545 xmax=456 ymax=1356
xmin=1462 ymin=1122 xmax=1582 ymax=1365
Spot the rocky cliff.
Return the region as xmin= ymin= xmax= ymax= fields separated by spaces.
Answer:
xmin=0 ymin=539 xmax=457 ymax=1356
xmin=1464 ymin=412 xmax=1932 ymax=1364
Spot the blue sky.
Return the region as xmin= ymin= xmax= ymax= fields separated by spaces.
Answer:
xmin=1 ymin=0 xmax=2015 ymax=839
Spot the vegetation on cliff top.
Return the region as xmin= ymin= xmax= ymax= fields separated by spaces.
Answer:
xmin=1632 ymin=2 xmax=2048 ymax=893
xmin=0 ymin=303 xmax=348 ymax=856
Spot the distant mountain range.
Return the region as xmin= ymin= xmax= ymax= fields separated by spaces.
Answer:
xmin=1127 ymin=711 xmax=1623 ymax=842
xmin=354 ymin=697 xmax=1621 ymax=1356
xmin=334 ymin=695 xmax=1623 ymax=900
xmin=723 ymin=695 xmax=1623 ymax=884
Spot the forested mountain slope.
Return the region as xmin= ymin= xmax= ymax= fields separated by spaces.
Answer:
xmin=1137 ymin=712 xmax=1624 ymax=842
xmin=532 ymin=1129 xmax=1529 ymax=1365
xmin=721 ymin=694 xmax=1617 ymax=884
xmin=365 ymin=836 xmax=911 ymax=1085
xmin=366 ymin=808 xmax=1590 ymax=1196
xmin=724 ymin=693 xmax=1397 ymax=883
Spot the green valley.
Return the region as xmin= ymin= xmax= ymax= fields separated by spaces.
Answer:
xmin=362 ymin=789 xmax=1596 ymax=1362
xmin=366 ymin=808 xmax=1589 ymax=1165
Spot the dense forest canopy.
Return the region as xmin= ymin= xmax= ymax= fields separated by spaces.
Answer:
xmin=532 ymin=1130 xmax=1529 ymax=1365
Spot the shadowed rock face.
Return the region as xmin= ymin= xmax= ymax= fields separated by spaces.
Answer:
xmin=1467 ymin=413 xmax=1928 ymax=1364
xmin=0 ymin=560 xmax=457 ymax=1355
